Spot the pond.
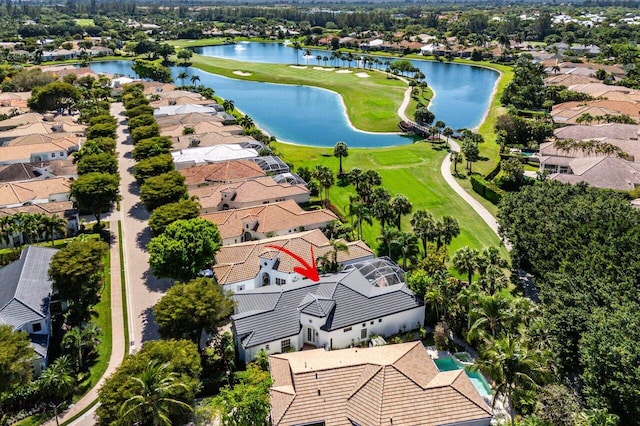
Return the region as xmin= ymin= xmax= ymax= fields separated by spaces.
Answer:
xmin=192 ymin=43 xmax=499 ymax=131
xmin=88 ymin=45 xmax=498 ymax=148
xmin=89 ymin=61 xmax=413 ymax=147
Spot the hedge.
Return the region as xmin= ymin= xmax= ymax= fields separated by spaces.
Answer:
xmin=470 ymin=175 xmax=507 ymax=205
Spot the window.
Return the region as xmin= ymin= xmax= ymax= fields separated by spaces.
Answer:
xmin=265 ymin=344 xmax=270 ymax=350
xmin=237 ymin=285 xmax=244 ymax=291
xmin=362 ymin=323 xmax=366 ymax=327
xmin=281 ymin=339 xmax=291 ymax=352
xmin=378 ymin=319 xmax=382 ymax=323
xmin=343 ymin=327 xmax=352 ymax=333
xmin=276 ymin=277 xmax=286 ymax=286
xmin=32 ymin=322 xmax=42 ymax=332
xmin=361 ymin=328 xmax=367 ymax=339
xmin=51 ymin=152 xmax=56 ymax=158
xmin=370 ymin=321 xmax=374 ymax=325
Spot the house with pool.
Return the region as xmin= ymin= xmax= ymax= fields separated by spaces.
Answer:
xmin=230 ymin=257 xmax=424 ymax=363
xmin=269 ymin=341 xmax=492 ymax=426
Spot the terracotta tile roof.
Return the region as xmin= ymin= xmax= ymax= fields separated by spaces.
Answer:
xmin=551 ymin=157 xmax=640 ymax=190
xmin=0 ymin=164 xmax=38 ymax=183
xmin=6 ymin=133 xmax=81 ymax=146
xmin=0 ymin=177 xmax=72 ymax=207
xmin=0 ymin=121 xmax=85 ymax=139
xmin=201 ymin=199 xmax=337 ymax=242
xmin=554 ymin=123 xmax=639 ymax=141
xmin=161 ymin=121 xmax=243 ymax=138
xmin=0 ymin=140 xmax=78 ymax=163
xmin=269 ymin=342 xmax=492 ymax=426
xmin=156 ymin=112 xmax=224 ymax=127
xmin=174 ymin=132 xmax=253 ymax=150
xmin=545 ymin=74 xmax=599 ymax=86
xmin=0 ymin=200 xmax=76 ymax=219
xmin=179 ymin=160 xmax=265 ymax=186
xmin=213 ymin=229 xmax=373 ymax=286
xmin=188 ymin=176 xmax=309 ymax=212
xmin=150 ymin=97 xmax=212 ymax=107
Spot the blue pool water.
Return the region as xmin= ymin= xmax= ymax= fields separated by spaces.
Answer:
xmin=434 ymin=356 xmax=492 ymax=398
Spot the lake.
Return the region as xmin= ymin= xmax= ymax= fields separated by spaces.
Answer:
xmin=88 ymin=45 xmax=497 ymax=147
xmin=192 ymin=43 xmax=499 ymax=131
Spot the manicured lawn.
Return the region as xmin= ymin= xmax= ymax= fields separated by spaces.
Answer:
xmin=73 ymin=251 xmax=112 ymax=402
xmin=74 ymin=18 xmax=95 ymax=26
xmin=275 ymin=141 xmax=502 ymax=253
xmin=189 ymin=54 xmax=408 ymax=132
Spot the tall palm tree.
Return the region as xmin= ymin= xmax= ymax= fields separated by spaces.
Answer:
xmin=333 ymin=141 xmax=349 ymax=175
xmin=189 ymin=75 xmax=200 ymax=86
xmin=391 ymin=231 xmax=419 ymax=270
xmin=238 ymin=114 xmax=254 ymax=129
xmin=40 ymin=215 xmax=67 ymax=246
xmin=119 ymin=362 xmax=194 ymax=426
xmin=411 ymin=209 xmax=436 ymax=257
xmin=377 ymin=227 xmax=400 ymax=258
xmin=390 ymin=194 xmax=413 ymax=231
xmin=452 ymin=246 xmax=479 ymax=285
xmin=177 ymin=72 xmax=188 ymax=86
xmin=468 ymin=291 xmax=512 ymax=341
xmin=0 ymin=215 xmax=17 ymax=247
xmin=329 ymin=239 xmax=349 ymax=267
xmin=457 ymin=281 xmax=482 ymax=331
xmin=348 ymin=195 xmax=372 ymax=241
xmin=370 ymin=187 xmax=393 ymax=230
xmin=39 ymin=355 xmax=77 ymax=426
xmin=312 ymin=165 xmax=334 ymax=207
xmin=292 ymin=41 xmax=301 ymax=65
xmin=475 ymin=334 xmax=548 ymax=423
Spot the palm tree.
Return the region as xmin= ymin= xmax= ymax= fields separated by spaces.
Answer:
xmin=348 ymin=195 xmax=372 ymax=240
xmin=475 ymin=334 xmax=548 ymax=423
xmin=551 ymin=64 xmax=560 ymax=75
xmin=452 ymin=246 xmax=480 ymax=285
xmin=238 ymin=114 xmax=254 ymax=129
xmin=189 ymin=75 xmax=200 ymax=86
xmin=0 ymin=215 xmax=17 ymax=247
xmin=40 ymin=215 xmax=67 ymax=246
xmin=313 ymin=165 xmax=334 ymax=207
xmin=333 ymin=141 xmax=349 ymax=175
xmin=468 ymin=291 xmax=512 ymax=341
xmin=317 ymin=239 xmax=349 ymax=273
xmin=370 ymin=187 xmax=393 ymax=230
xmin=177 ymin=72 xmax=188 ymax=86
xmin=457 ymin=281 xmax=482 ymax=331
xmin=390 ymin=194 xmax=413 ymax=231
xmin=323 ymin=55 xmax=329 ymax=66
xmin=119 ymin=362 xmax=194 ymax=426
xmin=391 ymin=231 xmax=419 ymax=270
xmin=437 ymin=216 xmax=460 ymax=248
xmin=39 ymin=355 xmax=77 ymax=426
xmin=411 ymin=209 xmax=436 ymax=257
xmin=347 ymin=167 xmax=364 ymax=192
xmin=434 ymin=120 xmax=446 ymax=139
xmin=316 ymin=55 xmax=322 ymax=65
xmin=292 ymin=41 xmax=301 ymax=65
xmin=451 ymin=151 xmax=462 ymax=174
xmin=62 ymin=324 xmax=101 ymax=371
xmin=377 ymin=227 xmax=399 ymax=258
xmin=222 ymin=99 xmax=235 ymax=113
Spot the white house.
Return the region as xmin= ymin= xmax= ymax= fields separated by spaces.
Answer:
xmin=0 ymin=246 xmax=58 ymax=375
xmin=154 ymin=104 xmax=219 ymax=117
xmin=231 ymin=257 xmax=424 ymax=363
xmin=171 ymin=144 xmax=258 ymax=169
xmin=213 ymin=229 xmax=374 ymax=293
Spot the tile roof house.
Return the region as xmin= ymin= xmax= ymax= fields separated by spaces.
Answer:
xmin=179 ymin=159 xmax=266 ymax=187
xmin=545 ymin=74 xmax=599 ymax=86
xmin=551 ymin=100 xmax=640 ymax=125
xmin=188 ymin=176 xmax=309 ymax=213
xmin=0 ymin=139 xmax=79 ymax=165
xmin=231 ymin=257 xmax=423 ymax=363
xmin=154 ymin=104 xmax=219 ymax=117
xmin=0 ymin=177 xmax=72 ymax=208
xmin=201 ymin=199 xmax=338 ymax=245
xmin=0 ymin=201 xmax=78 ymax=248
xmin=174 ymin=132 xmax=255 ymax=150
xmin=172 ymin=144 xmax=258 ymax=169
xmin=161 ymin=121 xmax=244 ymax=139
xmin=553 ymin=123 xmax=640 ymax=141
xmin=0 ymin=121 xmax=85 ymax=143
xmin=213 ymin=229 xmax=374 ymax=293
xmin=269 ymin=342 xmax=492 ymax=426
xmin=549 ymin=156 xmax=640 ymax=190
xmin=0 ymin=246 xmax=58 ymax=375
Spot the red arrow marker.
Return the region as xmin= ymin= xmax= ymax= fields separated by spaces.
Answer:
xmin=265 ymin=244 xmax=320 ymax=282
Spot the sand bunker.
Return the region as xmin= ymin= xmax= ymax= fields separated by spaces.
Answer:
xmin=335 ymin=69 xmax=353 ymax=74
xmin=233 ymin=71 xmax=252 ymax=76
xmin=313 ymin=67 xmax=335 ymax=71
xmin=355 ymin=72 xmax=370 ymax=78
xmin=289 ymin=65 xmax=308 ymax=69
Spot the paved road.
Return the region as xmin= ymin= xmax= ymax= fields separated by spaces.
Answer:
xmin=111 ymin=102 xmax=172 ymax=350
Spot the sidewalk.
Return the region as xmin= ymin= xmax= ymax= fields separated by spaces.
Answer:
xmin=42 ymin=222 xmax=126 ymax=426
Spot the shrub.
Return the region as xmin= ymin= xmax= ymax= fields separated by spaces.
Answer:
xmin=470 ymin=175 xmax=506 ymax=205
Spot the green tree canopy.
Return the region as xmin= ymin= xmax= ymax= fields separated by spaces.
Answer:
xmin=139 ymin=170 xmax=187 ymax=211
xmin=0 ymin=325 xmax=34 ymax=395
xmin=97 ymin=339 xmax=201 ymax=426
xmin=132 ymin=154 xmax=175 ymax=184
xmin=49 ymin=240 xmax=108 ymax=326
xmin=127 ymin=114 xmax=156 ymax=130
xmin=132 ymin=136 xmax=173 ymax=162
xmin=148 ymin=218 xmax=221 ymax=282
xmin=70 ymin=172 xmax=120 ymax=224
xmin=27 ymin=81 xmax=81 ymax=114
xmin=148 ymin=198 xmax=201 ymax=236
xmin=76 ymin=152 xmax=119 ymax=176
xmin=153 ymin=278 xmax=235 ymax=349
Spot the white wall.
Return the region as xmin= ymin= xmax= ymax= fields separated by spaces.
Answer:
xmin=240 ymin=331 xmax=302 ymax=363
xmin=318 ymin=306 xmax=425 ymax=350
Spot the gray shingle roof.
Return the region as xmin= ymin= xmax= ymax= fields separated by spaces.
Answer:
xmin=232 ymin=259 xmax=423 ymax=349
xmin=0 ymin=246 xmax=57 ymax=329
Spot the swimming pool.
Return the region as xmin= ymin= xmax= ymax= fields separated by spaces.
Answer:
xmin=434 ymin=356 xmax=492 ymax=398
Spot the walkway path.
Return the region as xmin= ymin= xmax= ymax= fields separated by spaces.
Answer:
xmin=397 ymin=85 xmax=507 ymax=247
xmin=42 ymin=218 xmax=126 ymax=426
